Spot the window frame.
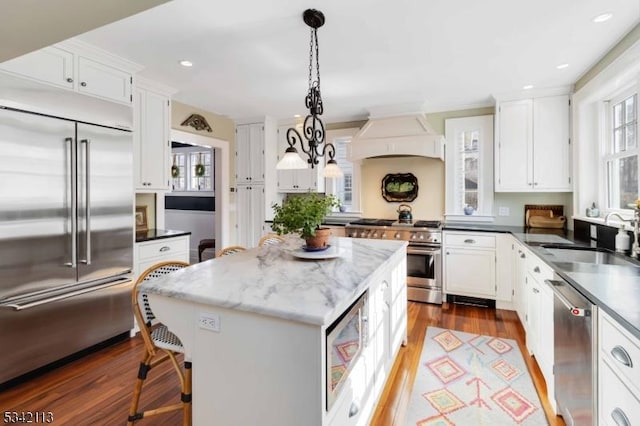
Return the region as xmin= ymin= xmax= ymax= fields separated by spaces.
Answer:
xmin=444 ymin=115 xmax=494 ymax=220
xmin=324 ymin=128 xmax=361 ymax=214
xmin=602 ymin=87 xmax=638 ymax=213
xmin=170 ymin=146 xmax=215 ymax=194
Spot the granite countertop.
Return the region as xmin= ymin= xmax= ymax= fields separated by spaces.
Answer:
xmin=527 ymin=245 xmax=640 ymax=340
xmin=444 ymin=221 xmax=640 ymax=339
xmin=135 ymin=228 xmax=191 ymax=243
xmin=139 ymin=236 xmax=407 ymax=326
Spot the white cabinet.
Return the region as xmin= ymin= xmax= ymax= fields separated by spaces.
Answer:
xmin=236 ymin=123 xmax=265 ymax=184
xmin=134 ymin=79 xmax=174 ymax=190
xmin=523 ymin=251 xmax=555 ymax=412
xmin=495 ymin=94 xmax=570 ymax=192
xmin=443 ymin=232 xmax=496 ymax=298
xmin=599 ymin=309 xmax=640 ymax=425
xmin=0 ymin=40 xmax=138 ymax=105
xmin=512 ymin=241 xmax=529 ymax=324
xmin=236 ymin=185 xmax=265 ymax=248
xmin=134 ymin=235 xmax=190 ymax=279
xmin=0 ymin=46 xmax=74 ymax=89
xmin=276 ymin=125 xmax=324 ymax=192
xmin=235 ymin=119 xmax=279 ymax=247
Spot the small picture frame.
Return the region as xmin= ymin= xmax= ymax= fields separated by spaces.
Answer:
xmin=135 ymin=206 xmax=149 ymax=232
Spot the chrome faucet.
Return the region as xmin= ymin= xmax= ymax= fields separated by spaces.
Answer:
xmin=604 ymin=211 xmax=631 ymax=225
xmin=604 ymin=211 xmax=640 ymax=258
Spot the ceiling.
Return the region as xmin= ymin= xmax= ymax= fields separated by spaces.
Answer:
xmin=73 ymin=0 xmax=639 ymax=122
xmin=0 ymin=0 xmax=171 ymax=63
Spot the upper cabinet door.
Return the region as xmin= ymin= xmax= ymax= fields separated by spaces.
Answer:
xmin=533 ymin=95 xmax=571 ymax=191
xmin=495 ymin=99 xmax=532 ymax=191
xmin=77 ymin=57 xmax=132 ymax=104
xmin=236 ymin=123 xmax=265 ymax=184
xmin=0 ymin=46 xmax=74 ymax=89
xmin=134 ymin=87 xmax=170 ymax=190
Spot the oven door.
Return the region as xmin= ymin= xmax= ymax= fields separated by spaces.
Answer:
xmin=406 ymin=245 xmax=441 ymax=289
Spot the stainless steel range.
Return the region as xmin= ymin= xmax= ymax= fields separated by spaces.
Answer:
xmin=345 ymin=219 xmax=442 ymax=304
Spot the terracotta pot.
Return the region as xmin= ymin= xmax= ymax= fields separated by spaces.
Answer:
xmin=305 ymin=228 xmax=331 ymax=249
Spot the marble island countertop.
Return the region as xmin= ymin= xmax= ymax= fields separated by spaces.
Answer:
xmin=139 ymin=236 xmax=407 ymax=326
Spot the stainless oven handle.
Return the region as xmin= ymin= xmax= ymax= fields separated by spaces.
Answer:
xmin=407 ymin=247 xmax=441 ymax=255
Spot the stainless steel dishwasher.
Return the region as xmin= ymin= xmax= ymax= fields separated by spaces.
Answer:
xmin=545 ymin=275 xmax=597 ymax=426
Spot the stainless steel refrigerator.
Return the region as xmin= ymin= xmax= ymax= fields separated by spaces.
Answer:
xmin=0 ymin=105 xmax=134 ymax=385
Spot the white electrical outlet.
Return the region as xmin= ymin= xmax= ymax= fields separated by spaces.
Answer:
xmin=590 ymin=225 xmax=597 ymax=240
xmin=498 ymin=206 xmax=510 ymax=216
xmin=199 ymin=313 xmax=221 ymax=332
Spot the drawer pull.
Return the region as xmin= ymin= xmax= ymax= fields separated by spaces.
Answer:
xmin=611 ymin=407 xmax=630 ymax=426
xmin=611 ymin=345 xmax=633 ymax=368
xmin=159 ymin=246 xmax=171 ymax=252
xmin=533 ymin=266 xmax=540 ymax=273
xmin=463 ymin=239 xmax=476 ymax=244
xmin=348 ymin=401 xmax=359 ymax=418
xmin=532 ymin=288 xmax=540 ymax=294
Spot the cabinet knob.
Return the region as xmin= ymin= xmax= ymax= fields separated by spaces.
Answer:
xmin=80 ymin=81 xmax=87 ymax=87
xmin=66 ymin=78 xmax=73 ymax=83
xmin=532 ymin=288 xmax=540 ymax=294
xmin=534 ymin=182 xmax=539 ymax=186
xmin=533 ymin=266 xmax=540 ymax=273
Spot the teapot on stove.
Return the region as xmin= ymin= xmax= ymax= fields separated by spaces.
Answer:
xmin=397 ymin=204 xmax=413 ymax=223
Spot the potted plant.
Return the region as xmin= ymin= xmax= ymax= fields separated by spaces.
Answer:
xmin=271 ymin=193 xmax=339 ymax=250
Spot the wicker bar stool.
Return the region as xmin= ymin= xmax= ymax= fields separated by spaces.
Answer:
xmin=127 ymin=261 xmax=192 ymax=426
xmin=258 ymin=234 xmax=285 ymax=247
xmin=215 ymin=245 xmax=247 ymax=257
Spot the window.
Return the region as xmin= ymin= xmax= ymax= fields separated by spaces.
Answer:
xmin=604 ymin=91 xmax=638 ymax=210
xmin=171 ymin=147 xmax=214 ymax=192
xmin=445 ymin=115 xmax=494 ymax=218
xmin=325 ymin=128 xmax=360 ymax=212
xmin=459 ymin=130 xmax=480 ymax=210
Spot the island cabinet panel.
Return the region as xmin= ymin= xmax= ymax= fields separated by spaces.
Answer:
xmin=143 ymin=238 xmax=407 ymax=426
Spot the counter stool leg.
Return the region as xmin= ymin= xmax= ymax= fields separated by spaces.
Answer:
xmin=127 ymin=353 xmax=153 ymax=425
xmin=182 ymin=361 xmax=192 ymax=425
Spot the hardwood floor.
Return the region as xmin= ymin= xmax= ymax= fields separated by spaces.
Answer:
xmin=1 ymin=302 xmax=564 ymax=425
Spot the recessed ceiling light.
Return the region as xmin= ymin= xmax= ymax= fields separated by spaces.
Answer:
xmin=556 ymin=63 xmax=569 ymax=70
xmin=294 ymin=114 xmax=301 ymax=118
xmin=523 ymin=85 xmax=534 ymax=90
xmin=592 ymin=13 xmax=613 ymax=23
xmin=179 ymin=60 xmax=193 ymax=67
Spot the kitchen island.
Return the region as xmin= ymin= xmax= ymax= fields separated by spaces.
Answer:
xmin=140 ymin=236 xmax=407 ymax=426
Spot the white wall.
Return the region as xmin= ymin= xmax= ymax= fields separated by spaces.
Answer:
xmin=165 ymin=210 xmax=216 ymax=262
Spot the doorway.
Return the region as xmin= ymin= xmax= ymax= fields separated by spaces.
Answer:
xmin=168 ymin=129 xmax=229 ymax=262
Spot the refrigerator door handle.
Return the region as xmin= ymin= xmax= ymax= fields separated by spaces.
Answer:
xmin=0 ymin=277 xmax=130 ymax=311
xmin=80 ymin=139 xmax=91 ymax=265
xmin=64 ymin=137 xmax=77 ymax=268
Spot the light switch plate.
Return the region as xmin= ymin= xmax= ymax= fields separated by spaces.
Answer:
xmin=498 ymin=206 xmax=510 ymax=216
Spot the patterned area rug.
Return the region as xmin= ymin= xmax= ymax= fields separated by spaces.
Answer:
xmin=406 ymin=327 xmax=548 ymax=425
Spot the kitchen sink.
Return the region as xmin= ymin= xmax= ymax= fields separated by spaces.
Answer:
xmin=539 ymin=246 xmax=639 ymax=267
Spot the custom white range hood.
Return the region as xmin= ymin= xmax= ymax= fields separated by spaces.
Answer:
xmin=348 ymin=114 xmax=445 ymax=162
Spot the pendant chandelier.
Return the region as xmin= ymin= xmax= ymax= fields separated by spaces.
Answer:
xmin=276 ymin=9 xmax=343 ymax=178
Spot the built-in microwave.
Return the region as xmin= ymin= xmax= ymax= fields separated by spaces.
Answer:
xmin=326 ymin=290 xmax=368 ymax=411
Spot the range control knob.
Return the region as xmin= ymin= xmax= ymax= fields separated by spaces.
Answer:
xmin=394 ymin=232 xmax=401 ymax=239
xmin=411 ymin=233 xmax=417 ymax=240
xmin=381 ymin=232 xmax=387 ymax=239
xmin=372 ymin=232 xmax=378 ymax=238
xmin=419 ymin=234 xmax=425 ymax=240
